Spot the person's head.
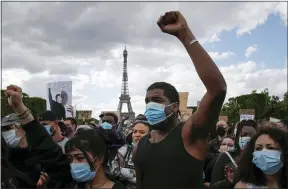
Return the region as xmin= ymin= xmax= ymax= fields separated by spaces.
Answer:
xmin=132 ymin=115 xmax=150 ymax=144
xmin=99 ymin=112 xmax=118 ymax=130
xmin=38 ymin=111 xmax=61 ymax=137
xmin=144 ymin=82 xmax=179 ymax=131
xmin=219 ymin=136 xmax=235 ymax=152
xmin=238 ymin=128 xmax=288 ymax=188
xmin=235 ymin=119 xmax=257 ymax=151
xmin=1 ymin=113 xmax=27 ymax=148
xmin=227 ymin=126 xmax=235 ymax=137
xmin=64 ymin=117 xmax=78 ymax=137
xmin=55 ymin=94 xmax=62 ymax=103
xmin=216 ymin=120 xmax=229 ymax=140
xmin=277 ymin=119 xmax=288 ymax=132
xmin=65 ymin=129 xmax=108 ymax=183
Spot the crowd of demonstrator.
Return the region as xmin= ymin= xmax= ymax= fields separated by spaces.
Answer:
xmin=2 ymin=10 xmax=288 ymax=189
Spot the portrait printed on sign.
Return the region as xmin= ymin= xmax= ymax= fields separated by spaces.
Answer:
xmin=46 ymin=81 xmax=72 ymax=120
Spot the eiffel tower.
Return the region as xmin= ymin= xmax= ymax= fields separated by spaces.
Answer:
xmin=117 ymin=46 xmax=135 ymax=120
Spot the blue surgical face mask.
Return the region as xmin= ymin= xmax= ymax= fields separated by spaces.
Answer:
xmin=252 ymin=149 xmax=283 ymax=175
xmin=44 ymin=125 xmax=54 ymax=136
xmin=100 ymin=122 xmax=113 ymax=130
xmin=70 ymin=163 xmax=97 ymax=182
xmin=2 ymin=129 xmax=23 ymax=148
xmin=144 ymin=102 xmax=173 ymax=126
xmin=238 ymin=136 xmax=251 ymax=150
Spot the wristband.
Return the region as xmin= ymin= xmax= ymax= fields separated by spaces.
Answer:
xmin=189 ymin=39 xmax=198 ymax=46
xmin=17 ymin=108 xmax=29 ymax=117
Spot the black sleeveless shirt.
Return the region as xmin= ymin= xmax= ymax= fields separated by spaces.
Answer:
xmin=135 ymin=122 xmax=204 ymax=189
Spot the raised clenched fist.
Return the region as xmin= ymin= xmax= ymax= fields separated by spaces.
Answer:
xmin=5 ymin=85 xmax=24 ymax=109
xmin=157 ymin=11 xmax=189 ymax=38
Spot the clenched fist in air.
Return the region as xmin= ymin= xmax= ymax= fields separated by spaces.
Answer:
xmin=157 ymin=11 xmax=191 ymax=39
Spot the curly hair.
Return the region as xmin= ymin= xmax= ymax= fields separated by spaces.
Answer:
xmin=237 ymin=127 xmax=288 ymax=188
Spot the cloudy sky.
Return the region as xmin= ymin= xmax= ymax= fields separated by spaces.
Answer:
xmin=2 ymin=2 xmax=287 ymax=118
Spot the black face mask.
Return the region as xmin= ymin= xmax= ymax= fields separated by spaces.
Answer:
xmin=216 ymin=127 xmax=226 ymax=137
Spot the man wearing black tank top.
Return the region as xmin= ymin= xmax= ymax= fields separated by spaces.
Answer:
xmin=132 ymin=11 xmax=227 ymax=189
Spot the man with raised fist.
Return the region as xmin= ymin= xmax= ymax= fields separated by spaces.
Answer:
xmin=133 ymin=11 xmax=227 ymax=189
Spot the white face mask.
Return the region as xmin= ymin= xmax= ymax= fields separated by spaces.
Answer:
xmin=2 ymin=129 xmax=23 ymax=148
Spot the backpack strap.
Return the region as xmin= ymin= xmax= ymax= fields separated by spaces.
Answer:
xmin=224 ymin=151 xmax=238 ymax=168
xmin=124 ymin=145 xmax=133 ymax=162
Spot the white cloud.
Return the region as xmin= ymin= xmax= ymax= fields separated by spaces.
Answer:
xmin=274 ymin=2 xmax=288 ymax=25
xmin=245 ymin=45 xmax=257 ymax=57
xmin=209 ymin=51 xmax=235 ymax=60
xmin=209 ymin=33 xmax=221 ymax=43
xmin=1 ymin=2 xmax=287 ymax=118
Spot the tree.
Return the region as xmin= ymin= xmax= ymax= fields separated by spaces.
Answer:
xmin=1 ymin=90 xmax=46 ymax=117
xmin=221 ymin=89 xmax=288 ymax=124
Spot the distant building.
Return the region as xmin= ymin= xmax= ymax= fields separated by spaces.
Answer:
xmin=178 ymin=92 xmax=193 ymax=121
xmin=100 ymin=111 xmax=120 ymax=123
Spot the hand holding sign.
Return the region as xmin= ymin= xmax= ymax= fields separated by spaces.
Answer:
xmin=240 ymin=114 xmax=255 ymax=121
xmin=67 ymin=105 xmax=74 ymax=117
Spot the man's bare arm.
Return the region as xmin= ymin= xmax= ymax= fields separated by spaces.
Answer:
xmin=180 ymin=28 xmax=227 ymax=158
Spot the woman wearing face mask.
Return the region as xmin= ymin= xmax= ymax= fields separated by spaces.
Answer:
xmin=211 ymin=136 xmax=237 ymax=188
xmin=235 ymin=127 xmax=288 ymax=189
xmin=65 ymin=129 xmax=125 ymax=189
xmin=110 ymin=115 xmax=150 ymax=189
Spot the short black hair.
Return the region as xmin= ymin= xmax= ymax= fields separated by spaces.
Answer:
xmin=227 ymin=126 xmax=235 ymax=137
xmin=64 ymin=117 xmax=77 ymax=127
xmin=223 ymin=135 xmax=235 ymax=141
xmin=99 ymin=112 xmax=118 ymax=124
xmin=133 ymin=114 xmax=150 ymax=128
xmin=238 ymin=127 xmax=288 ymax=188
xmin=135 ymin=114 xmax=148 ymax=121
xmin=147 ymin=82 xmax=179 ymax=104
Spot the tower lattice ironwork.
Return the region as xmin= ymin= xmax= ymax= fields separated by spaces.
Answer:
xmin=117 ymin=46 xmax=135 ymax=120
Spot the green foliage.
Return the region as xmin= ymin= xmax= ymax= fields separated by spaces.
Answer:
xmin=76 ymin=118 xmax=99 ymax=125
xmin=1 ymin=90 xmax=46 ymax=117
xmin=187 ymin=106 xmax=198 ymax=113
xmin=221 ymin=89 xmax=288 ymax=124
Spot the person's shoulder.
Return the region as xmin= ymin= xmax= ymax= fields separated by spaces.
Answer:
xmin=208 ymin=138 xmax=217 ymax=144
xmin=234 ymin=181 xmax=247 ymax=189
xmin=112 ymin=180 xmax=126 ymax=189
xmin=218 ymin=151 xmax=231 ymax=161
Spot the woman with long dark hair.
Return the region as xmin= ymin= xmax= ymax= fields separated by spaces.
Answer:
xmin=65 ymin=129 xmax=125 ymax=189
xmin=235 ymin=127 xmax=288 ymax=188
